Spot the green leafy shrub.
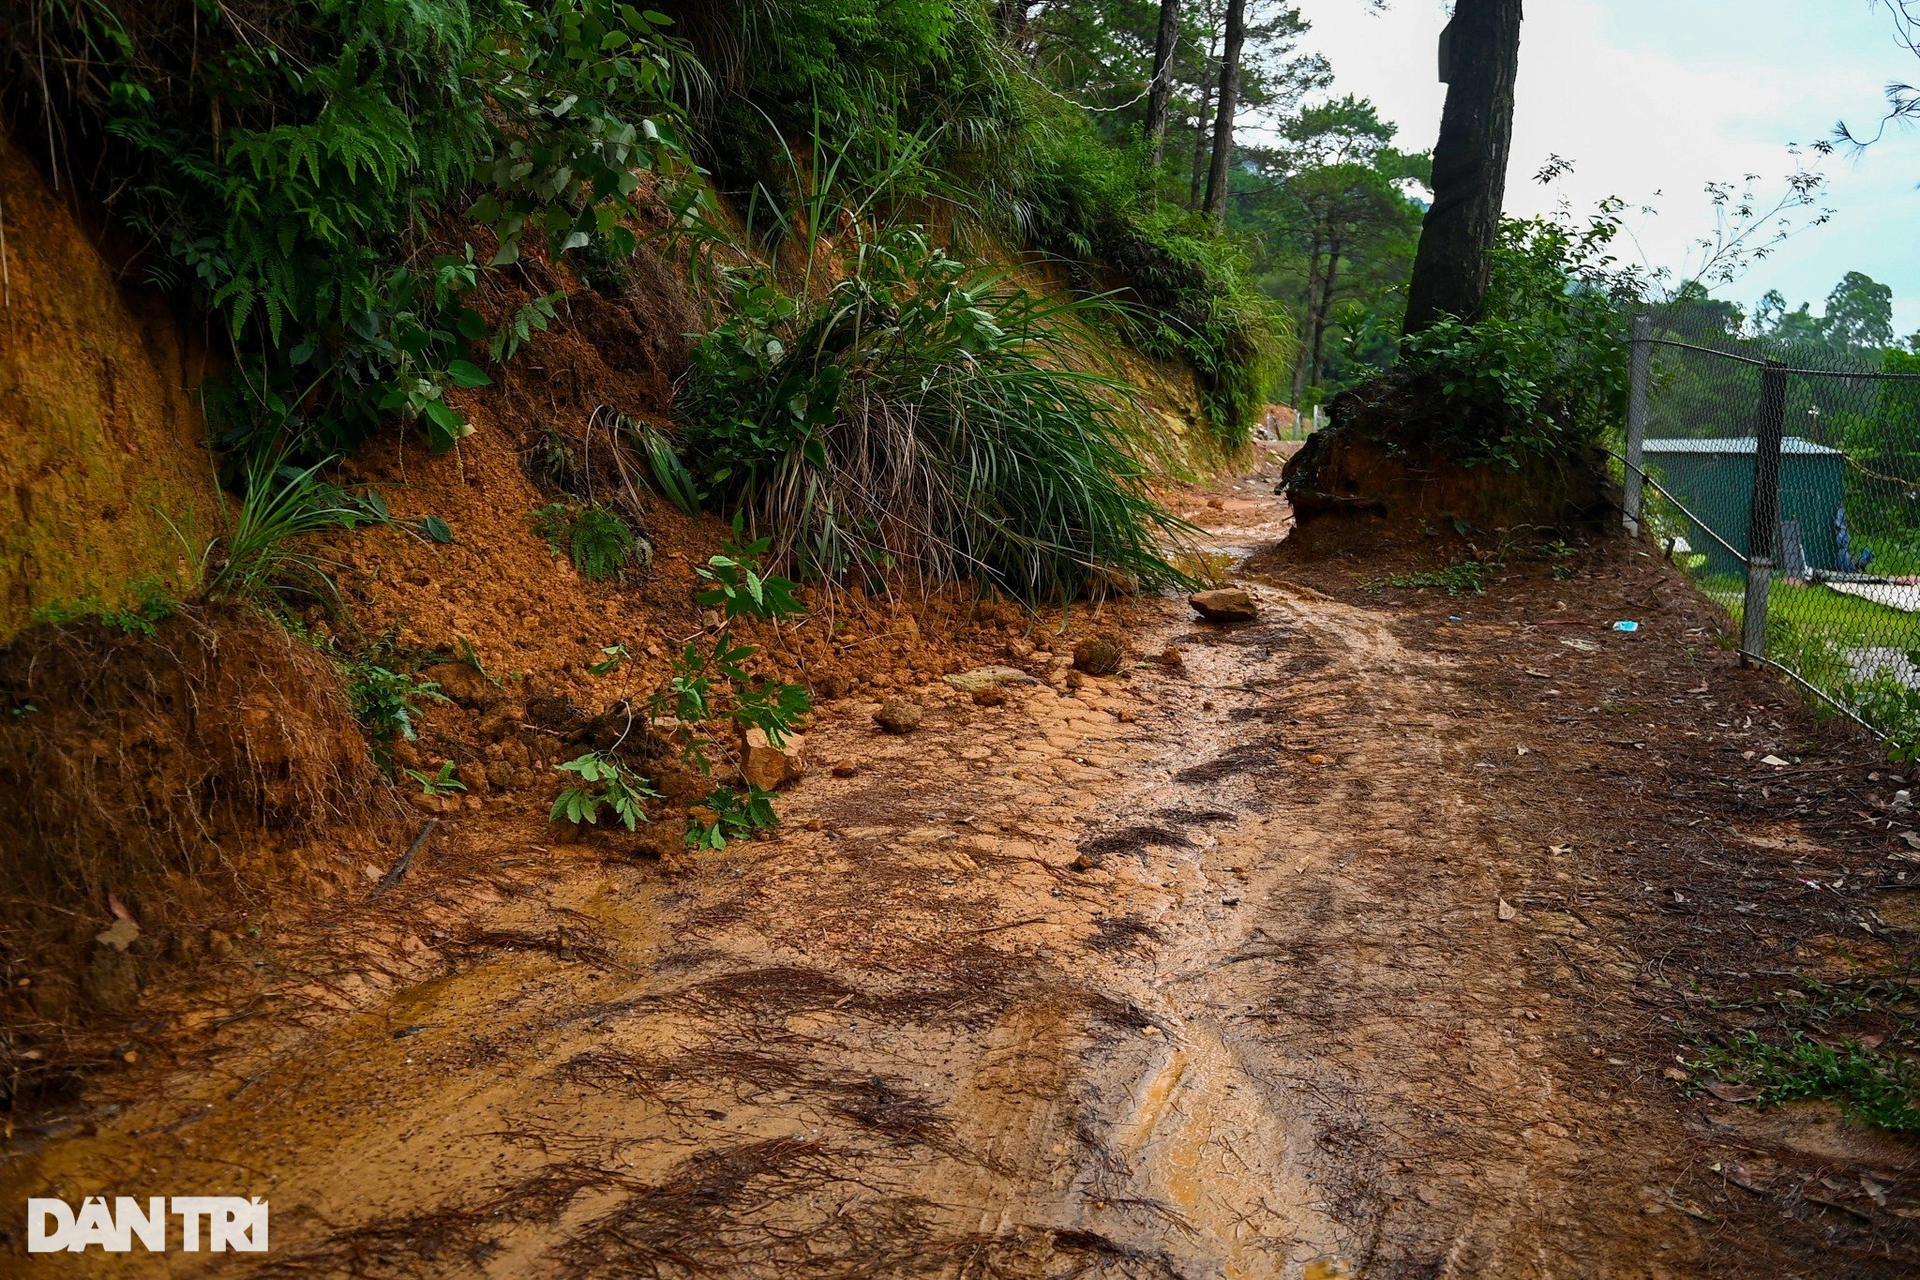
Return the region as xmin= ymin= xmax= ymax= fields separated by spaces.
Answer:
xmin=12 ymin=0 xmax=689 ymax=456
xmin=1021 ymin=122 xmax=1286 ymax=443
xmin=1396 ymin=211 xmax=1633 ymax=468
xmin=532 ymin=503 xmax=647 ymax=582
xmin=652 ymin=525 xmax=811 ymax=767
xmin=678 ymin=228 xmax=1195 ymax=600
xmin=687 ymin=785 xmax=780 ymax=850
xmin=342 ymin=660 xmax=448 ymax=758
xmin=646 ymin=525 xmax=811 ymax=848
xmin=551 ymin=750 xmax=660 ymax=830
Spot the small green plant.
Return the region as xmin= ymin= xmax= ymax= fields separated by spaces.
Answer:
xmin=455 ymin=637 xmax=493 ymax=680
xmin=588 ymin=644 xmax=629 ymax=676
xmin=647 ymin=526 xmax=812 ymax=846
xmin=551 ymin=750 xmax=660 ymax=830
xmin=652 ymin=523 xmax=812 ymax=771
xmin=406 ymin=761 xmax=466 ymax=797
xmin=1376 ymin=562 xmax=1487 ymax=596
xmin=686 ymin=785 xmax=780 ymax=850
xmin=1692 ymin=1031 xmax=1920 ymax=1132
xmin=344 ymin=661 xmax=448 ymax=756
xmin=532 ymin=502 xmax=647 ymax=582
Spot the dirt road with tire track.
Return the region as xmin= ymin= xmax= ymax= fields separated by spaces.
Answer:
xmin=6 ymin=453 xmax=1917 ymax=1277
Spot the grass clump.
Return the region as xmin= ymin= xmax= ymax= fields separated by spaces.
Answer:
xmin=678 ymin=228 xmax=1196 ymax=601
xmin=1375 ymin=562 xmax=1487 ymax=597
xmin=1693 ymin=1031 xmax=1920 ymax=1132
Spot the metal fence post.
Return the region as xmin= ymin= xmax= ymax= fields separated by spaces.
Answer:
xmin=1623 ymin=313 xmax=1651 ymax=533
xmin=1741 ymin=359 xmax=1788 ymax=666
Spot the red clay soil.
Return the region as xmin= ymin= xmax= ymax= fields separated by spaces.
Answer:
xmin=3 ymin=450 xmax=1918 ymax=1277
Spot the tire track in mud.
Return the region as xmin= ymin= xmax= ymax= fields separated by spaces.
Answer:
xmin=2 ymin=479 xmax=1711 ymax=1278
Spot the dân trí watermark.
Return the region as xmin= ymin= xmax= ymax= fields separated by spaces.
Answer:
xmin=27 ymin=1196 xmax=268 ymax=1253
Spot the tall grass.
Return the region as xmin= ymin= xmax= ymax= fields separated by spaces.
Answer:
xmin=677 ymin=227 xmax=1196 ymax=600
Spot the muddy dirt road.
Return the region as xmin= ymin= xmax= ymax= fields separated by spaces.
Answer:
xmin=8 ymin=455 xmax=1919 ymax=1276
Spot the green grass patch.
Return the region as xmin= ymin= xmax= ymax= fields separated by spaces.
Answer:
xmin=1373 ymin=562 xmax=1487 ymax=597
xmin=1692 ymin=1031 xmax=1920 ymax=1132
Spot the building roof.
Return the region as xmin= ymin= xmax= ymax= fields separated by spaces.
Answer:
xmin=1641 ymin=436 xmax=1844 ymax=457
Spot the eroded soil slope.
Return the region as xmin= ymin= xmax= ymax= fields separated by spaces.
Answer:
xmin=5 ymin=454 xmax=1918 ymax=1277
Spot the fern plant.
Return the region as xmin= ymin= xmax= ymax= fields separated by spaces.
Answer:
xmin=533 ymin=503 xmax=646 ymax=582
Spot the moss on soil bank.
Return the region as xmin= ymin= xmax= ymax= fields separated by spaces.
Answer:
xmin=0 ymin=127 xmax=221 ymax=640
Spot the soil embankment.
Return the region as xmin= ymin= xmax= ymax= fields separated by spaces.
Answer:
xmin=4 ymin=453 xmax=1917 ymax=1276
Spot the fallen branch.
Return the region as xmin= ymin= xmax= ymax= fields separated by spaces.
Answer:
xmin=376 ymin=818 xmax=438 ymax=898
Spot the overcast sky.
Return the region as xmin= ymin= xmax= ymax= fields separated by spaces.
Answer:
xmin=1289 ymin=0 xmax=1920 ymax=338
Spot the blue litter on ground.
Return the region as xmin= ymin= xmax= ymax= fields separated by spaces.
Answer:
xmin=1612 ymin=620 xmax=1640 ymax=633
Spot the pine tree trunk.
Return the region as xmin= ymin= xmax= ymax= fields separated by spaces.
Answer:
xmin=1187 ymin=32 xmax=1217 ymax=208
xmin=1310 ymin=244 xmax=1342 ymax=386
xmin=1401 ymin=0 xmax=1523 ymax=335
xmin=1291 ymin=233 xmax=1323 ymax=409
xmin=1200 ymin=0 xmax=1246 ymax=228
xmin=1144 ymin=0 xmax=1182 ymax=169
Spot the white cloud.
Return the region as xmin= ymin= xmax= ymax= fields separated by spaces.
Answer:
xmin=1293 ymin=0 xmax=1920 ymax=337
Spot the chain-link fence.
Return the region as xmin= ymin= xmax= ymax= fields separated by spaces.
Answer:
xmin=1619 ymin=316 xmax=1920 ymax=747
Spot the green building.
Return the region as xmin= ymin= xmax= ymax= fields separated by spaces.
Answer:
xmin=1641 ymin=437 xmax=1848 ymax=578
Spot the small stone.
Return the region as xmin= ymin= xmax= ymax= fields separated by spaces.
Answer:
xmin=1189 ymin=588 xmax=1258 ymax=622
xmin=874 ymin=699 xmax=924 ymax=734
xmin=945 ymin=665 xmax=1037 ymax=694
xmin=94 ymin=918 xmax=141 ymax=953
xmin=815 ymin=672 xmax=852 ymax=701
xmin=742 ymin=728 xmax=805 ymax=790
xmin=1071 ymin=852 xmax=1096 ymax=871
xmin=831 ymin=760 xmax=861 ymax=778
xmin=1156 ymin=646 xmax=1185 ymax=668
xmin=1071 ymin=634 xmax=1126 ymax=676
xmin=27 ymin=977 xmax=73 ymax=1023
xmin=972 ymin=688 xmax=1008 ymax=707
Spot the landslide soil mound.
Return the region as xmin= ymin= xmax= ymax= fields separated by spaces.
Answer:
xmin=0 ymin=605 xmax=397 ymax=1063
